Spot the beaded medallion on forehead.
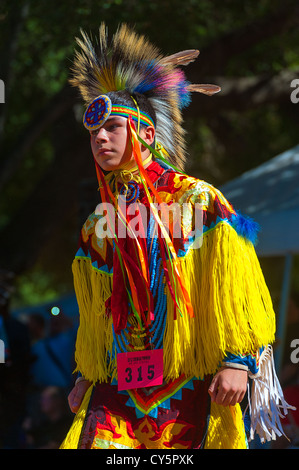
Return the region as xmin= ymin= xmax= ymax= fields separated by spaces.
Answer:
xmin=83 ymin=95 xmax=112 ymax=130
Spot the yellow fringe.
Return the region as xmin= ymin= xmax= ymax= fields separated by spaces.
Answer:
xmin=72 ymin=222 xmax=276 ymax=384
xmin=60 ymin=385 xmax=93 ymax=449
xmin=72 ymin=258 xmax=114 ymax=383
xmin=162 ymin=222 xmax=276 ymax=381
xmin=204 ymin=403 xmax=247 ymax=449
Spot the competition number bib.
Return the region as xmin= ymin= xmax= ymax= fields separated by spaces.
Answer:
xmin=117 ymin=349 xmax=163 ymax=391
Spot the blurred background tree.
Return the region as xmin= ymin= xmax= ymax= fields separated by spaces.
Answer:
xmin=0 ymin=0 xmax=298 ymax=307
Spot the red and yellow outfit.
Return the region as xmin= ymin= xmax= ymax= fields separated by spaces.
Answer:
xmin=61 ymin=160 xmax=277 ymax=449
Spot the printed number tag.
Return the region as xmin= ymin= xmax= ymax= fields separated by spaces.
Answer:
xmin=117 ymin=349 xmax=163 ymax=391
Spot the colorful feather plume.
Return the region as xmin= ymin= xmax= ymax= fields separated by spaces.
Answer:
xmin=70 ymin=23 xmax=220 ymax=170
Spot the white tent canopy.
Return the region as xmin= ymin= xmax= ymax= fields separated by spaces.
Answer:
xmin=220 ymin=144 xmax=299 ymax=257
xmin=220 ymin=144 xmax=299 ymax=372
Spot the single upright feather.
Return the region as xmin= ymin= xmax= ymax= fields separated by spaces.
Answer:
xmin=159 ymin=49 xmax=200 ymax=66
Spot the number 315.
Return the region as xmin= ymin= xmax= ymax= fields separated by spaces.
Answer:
xmin=125 ymin=364 xmax=155 ymax=383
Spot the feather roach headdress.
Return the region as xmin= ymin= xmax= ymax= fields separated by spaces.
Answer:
xmin=70 ymin=22 xmax=220 ymax=170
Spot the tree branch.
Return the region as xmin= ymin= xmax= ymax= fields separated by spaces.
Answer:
xmin=0 ymin=111 xmax=95 ymax=274
xmin=0 ymin=2 xmax=30 ymax=142
xmin=187 ymin=69 xmax=299 ymax=118
xmin=0 ymin=85 xmax=77 ymax=190
xmin=187 ymin=1 xmax=299 ymax=77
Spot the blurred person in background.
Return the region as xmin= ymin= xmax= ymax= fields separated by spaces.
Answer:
xmin=23 ymin=386 xmax=73 ymax=448
xmin=27 ymin=312 xmax=46 ymax=344
xmin=30 ymin=308 xmax=76 ymax=392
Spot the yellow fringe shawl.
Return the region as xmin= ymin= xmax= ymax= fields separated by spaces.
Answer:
xmin=73 ymin=220 xmax=276 ymax=384
xmin=162 ymin=221 xmax=276 ymax=381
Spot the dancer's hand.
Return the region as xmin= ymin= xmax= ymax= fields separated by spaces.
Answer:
xmin=68 ymin=379 xmax=92 ymax=413
xmin=208 ymin=367 xmax=248 ymax=407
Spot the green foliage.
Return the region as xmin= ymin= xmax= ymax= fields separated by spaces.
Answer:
xmin=12 ymin=267 xmax=65 ymax=309
xmin=1 ymin=0 xmax=298 ymax=306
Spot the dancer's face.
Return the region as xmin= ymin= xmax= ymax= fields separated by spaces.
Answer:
xmin=90 ymin=116 xmax=133 ymax=172
xmin=90 ymin=116 xmax=155 ymax=172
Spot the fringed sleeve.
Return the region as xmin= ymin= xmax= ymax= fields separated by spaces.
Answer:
xmin=161 ymin=178 xmax=276 ymax=381
xmin=72 ymin=212 xmax=115 ymax=384
xmin=72 ymin=257 xmax=115 ymax=383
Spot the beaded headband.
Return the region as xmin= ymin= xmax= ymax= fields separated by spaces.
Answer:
xmin=83 ymin=94 xmax=155 ymax=131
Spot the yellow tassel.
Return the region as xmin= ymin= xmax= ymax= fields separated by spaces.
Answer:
xmin=162 ymin=222 xmax=276 ymax=380
xmin=60 ymin=385 xmax=93 ymax=449
xmin=204 ymin=403 xmax=247 ymax=449
xmin=72 ymin=258 xmax=115 ymax=384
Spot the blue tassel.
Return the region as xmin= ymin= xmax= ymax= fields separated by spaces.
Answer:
xmin=230 ymin=211 xmax=260 ymax=246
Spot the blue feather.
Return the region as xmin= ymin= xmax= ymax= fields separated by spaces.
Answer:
xmin=177 ymin=80 xmax=192 ymax=109
xmin=230 ymin=211 xmax=260 ymax=246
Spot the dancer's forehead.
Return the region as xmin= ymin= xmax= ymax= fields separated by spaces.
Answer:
xmin=100 ymin=115 xmax=127 ymax=126
xmin=83 ymin=94 xmax=155 ymax=132
xmin=89 ymin=115 xmax=127 ymax=134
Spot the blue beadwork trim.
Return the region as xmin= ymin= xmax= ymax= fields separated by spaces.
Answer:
xmin=108 ymin=214 xmax=167 ymax=361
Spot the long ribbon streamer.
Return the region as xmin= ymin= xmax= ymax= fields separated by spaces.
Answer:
xmin=127 ymin=117 xmax=194 ymax=319
xmin=95 ymin=160 xmax=153 ymax=330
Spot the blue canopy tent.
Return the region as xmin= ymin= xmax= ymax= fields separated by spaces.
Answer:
xmin=220 ymin=144 xmax=299 ymax=373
